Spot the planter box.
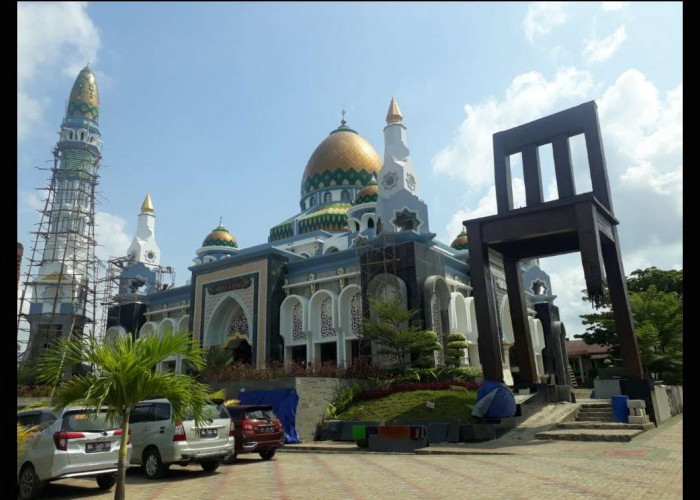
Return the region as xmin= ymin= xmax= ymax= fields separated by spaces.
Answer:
xmin=368 ymin=425 xmax=428 ymax=452
xmin=393 ymin=418 xmax=461 ymax=443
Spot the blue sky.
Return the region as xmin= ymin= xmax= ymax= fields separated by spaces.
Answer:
xmin=18 ymin=2 xmax=682 ymax=344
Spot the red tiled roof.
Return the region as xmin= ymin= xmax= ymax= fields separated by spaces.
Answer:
xmin=565 ymin=340 xmax=611 ymax=357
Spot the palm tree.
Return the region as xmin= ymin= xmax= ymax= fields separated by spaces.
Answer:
xmin=37 ymin=330 xmax=213 ymax=500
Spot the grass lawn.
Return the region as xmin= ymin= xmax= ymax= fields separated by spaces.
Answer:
xmin=335 ymin=388 xmax=477 ymax=422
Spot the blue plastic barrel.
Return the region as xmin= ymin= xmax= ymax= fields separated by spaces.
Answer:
xmin=611 ymin=395 xmax=629 ymax=422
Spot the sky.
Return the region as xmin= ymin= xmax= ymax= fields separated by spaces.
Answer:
xmin=17 ymin=2 xmax=682 ymax=347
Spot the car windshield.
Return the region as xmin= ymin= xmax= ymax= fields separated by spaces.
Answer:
xmin=245 ymin=409 xmax=276 ymax=420
xmin=62 ymin=410 xmax=120 ymax=432
xmin=184 ymin=403 xmax=230 ymax=422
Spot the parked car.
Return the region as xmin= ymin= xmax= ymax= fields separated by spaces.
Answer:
xmin=223 ymin=404 xmax=285 ymax=463
xmin=128 ymin=398 xmax=235 ymax=479
xmin=17 ymin=406 xmax=132 ymax=500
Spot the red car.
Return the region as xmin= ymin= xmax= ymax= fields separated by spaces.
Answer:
xmin=223 ymin=405 xmax=285 ymax=463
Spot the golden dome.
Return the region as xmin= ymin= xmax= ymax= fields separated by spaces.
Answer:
xmin=202 ymin=222 xmax=237 ymax=248
xmin=67 ymin=65 xmax=100 ymax=122
xmin=451 ymin=228 xmax=469 ymax=250
xmin=354 ymin=175 xmax=379 ymax=205
xmin=301 ymin=123 xmax=382 ymax=197
xmin=141 ymin=193 xmax=154 ymax=214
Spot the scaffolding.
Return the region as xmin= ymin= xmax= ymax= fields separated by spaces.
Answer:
xmin=17 ymin=142 xmax=102 ymax=369
xmin=98 ymin=256 xmax=176 ymax=342
xmin=354 ymin=226 xmax=399 ymax=361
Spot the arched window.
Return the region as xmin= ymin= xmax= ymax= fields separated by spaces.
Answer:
xmin=310 ymin=196 xmax=316 ymax=207
xmin=300 ymin=200 xmax=305 ymax=210
xmin=324 ymin=192 xmax=332 ymax=203
xmin=354 ymin=222 xmax=360 ymax=232
xmin=341 ymin=190 xmax=350 ymax=202
xmin=367 ymin=218 xmax=375 ymax=229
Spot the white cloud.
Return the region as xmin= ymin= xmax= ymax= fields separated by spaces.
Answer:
xmin=446 ymin=178 xmax=526 ymax=238
xmin=432 ymin=67 xmax=593 ymax=190
xmin=600 ymin=2 xmax=625 ymax=11
xmin=523 ymin=2 xmax=569 ymax=44
xmin=583 ymin=25 xmax=627 ymax=64
xmin=17 ymin=2 xmax=101 ymax=140
xmin=94 ymin=212 xmax=132 ymax=261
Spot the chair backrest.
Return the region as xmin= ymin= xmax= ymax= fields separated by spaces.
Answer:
xmin=492 ymin=100 xmax=613 ymax=215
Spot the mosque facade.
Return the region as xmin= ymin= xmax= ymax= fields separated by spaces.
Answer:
xmin=102 ymin=86 xmax=561 ymax=383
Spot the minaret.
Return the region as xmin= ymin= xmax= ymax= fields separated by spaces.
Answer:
xmin=23 ymin=65 xmax=103 ymax=366
xmin=376 ymin=97 xmax=431 ymax=234
xmin=127 ymin=194 xmax=161 ymax=266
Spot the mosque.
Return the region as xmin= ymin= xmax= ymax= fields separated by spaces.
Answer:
xmin=46 ymin=65 xmax=560 ymax=385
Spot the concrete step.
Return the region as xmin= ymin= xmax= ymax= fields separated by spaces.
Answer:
xmin=577 ymin=415 xmax=616 ymax=421
xmin=557 ymin=421 xmax=654 ymax=431
xmin=535 ymin=429 xmax=643 ymax=442
xmin=579 ymin=401 xmax=612 ymax=408
xmin=578 ymin=410 xmax=614 ymax=416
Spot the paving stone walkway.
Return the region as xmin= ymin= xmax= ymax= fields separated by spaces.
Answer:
xmin=37 ymin=414 xmax=682 ymax=499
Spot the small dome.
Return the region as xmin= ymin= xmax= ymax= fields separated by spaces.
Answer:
xmin=353 ymin=175 xmax=379 ymax=205
xmin=67 ymin=65 xmax=100 ymax=122
xmin=202 ymin=222 xmax=237 ymax=248
xmin=298 ymin=202 xmax=352 ymax=235
xmin=451 ymin=228 xmax=468 ymax=250
xmin=301 ymin=121 xmax=382 ymax=198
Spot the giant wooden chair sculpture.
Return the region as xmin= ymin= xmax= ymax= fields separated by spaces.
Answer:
xmin=465 ymin=101 xmax=643 ymax=385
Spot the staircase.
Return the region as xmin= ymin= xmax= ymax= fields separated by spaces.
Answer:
xmin=535 ymin=400 xmax=654 ymax=442
xmin=567 ymin=364 xmax=578 ymax=388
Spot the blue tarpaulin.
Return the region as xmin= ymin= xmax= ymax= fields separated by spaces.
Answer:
xmin=471 ymin=379 xmax=517 ymax=419
xmin=236 ymin=388 xmax=301 ymax=444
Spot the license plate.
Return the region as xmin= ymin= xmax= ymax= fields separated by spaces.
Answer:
xmin=86 ymin=442 xmax=110 ymax=453
xmin=200 ymin=428 xmax=218 ymax=438
xmin=260 ymin=426 xmax=273 ymax=433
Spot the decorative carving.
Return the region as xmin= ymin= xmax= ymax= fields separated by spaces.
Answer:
xmin=320 ymin=297 xmax=336 ymax=337
xmin=207 ymin=277 xmax=251 ymax=295
xmin=350 ymin=293 xmax=362 ymax=335
xmin=292 ymin=302 xmax=305 ymax=341
xmin=405 ymin=172 xmax=416 ymax=192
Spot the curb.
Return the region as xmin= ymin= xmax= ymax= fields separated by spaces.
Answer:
xmin=278 ymin=446 xmax=516 ymax=456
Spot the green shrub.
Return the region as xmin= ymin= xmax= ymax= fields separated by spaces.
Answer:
xmin=445 ymin=333 xmax=469 ymax=367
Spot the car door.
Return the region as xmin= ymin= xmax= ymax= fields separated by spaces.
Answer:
xmin=151 ymin=402 xmax=173 ymax=452
xmin=129 ymin=403 xmax=154 ymax=464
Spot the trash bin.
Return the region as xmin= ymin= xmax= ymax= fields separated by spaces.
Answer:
xmin=611 ymin=395 xmax=629 ymax=423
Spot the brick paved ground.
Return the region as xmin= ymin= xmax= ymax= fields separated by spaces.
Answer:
xmin=36 ymin=415 xmax=682 ymax=499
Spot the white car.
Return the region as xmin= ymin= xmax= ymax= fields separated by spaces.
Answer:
xmin=128 ymin=398 xmax=235 ymax=479
xmin=17 ymin=406 xmax=132 ymax=500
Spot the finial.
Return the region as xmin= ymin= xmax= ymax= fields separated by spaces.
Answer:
xmin=219 ymin=216 xmax=223 ymax=227
xmin=341 ymin=108 xmax=347 ymax=126
xmin=141 ymin=193 xmax=154 ymax=214
xmin=386 ymin=97 xmax=403 ymax=124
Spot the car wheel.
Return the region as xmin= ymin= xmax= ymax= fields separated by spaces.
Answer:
xmin=222 ymin=452 xmax=238 ymax=465
xmin=201 ymin=460 xmax=220 ymax=472
xmin=143 ymin=448 xmax=168 ymax=479
xmin=18 ymin=464 xmax=43 ymax=500
xmin=259 ymin=449 xmax=276 ymax=460
xmin=96 ymin=472 xmax=117 ymax=490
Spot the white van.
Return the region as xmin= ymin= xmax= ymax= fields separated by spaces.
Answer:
xmin=128 ymin=398 xmax=235 ymax=479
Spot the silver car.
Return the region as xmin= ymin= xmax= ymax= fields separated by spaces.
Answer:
xmin=17 ymin=406 xmax=132 ymax=500
xmin=128 ymin=398 xmax=235 ymax=479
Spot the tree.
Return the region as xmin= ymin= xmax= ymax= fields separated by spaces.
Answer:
xmin=444 ymin=333 xmax=469 ymax=367
xmin=37 ymin=330 xmax=213 ymax=500
xmin=358 ymin=297 xmax=442 ymax=374
xmin=575 ymin=267 xmax=682 ymax=382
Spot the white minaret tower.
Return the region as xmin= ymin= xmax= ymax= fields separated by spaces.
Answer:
xmin=127 ymin=194 xmax=161 ymax=266
xmin=376 ymin=97 xmax=430 ymax=234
